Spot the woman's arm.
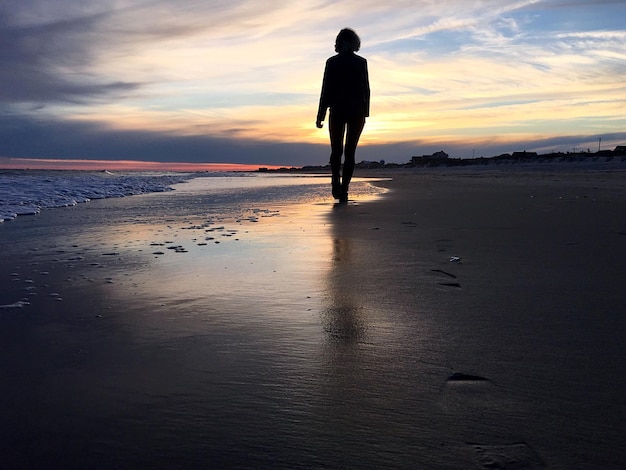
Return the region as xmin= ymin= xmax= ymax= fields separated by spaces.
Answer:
xmin=316 ymin=60 xmax=331 ymax=127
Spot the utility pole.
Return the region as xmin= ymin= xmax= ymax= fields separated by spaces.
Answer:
xmin=598 ymin=137 xmax=601 ymax=153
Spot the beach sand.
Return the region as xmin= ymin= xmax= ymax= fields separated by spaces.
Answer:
xmin=1 ymin=168 xmax=625 ymax=468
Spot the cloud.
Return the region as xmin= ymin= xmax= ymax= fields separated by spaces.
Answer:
xmin=0 ymin=112 xmax=327 ymax=165
xmin=0 ymin=5 xmax=142 ymax=103
xmin=0 ymin=1 xmax=281 ymax=104
xmin=3 ymin=113 xmax=625 ymax=167
xmin=1 ymin=0 xmax=625 ymax=165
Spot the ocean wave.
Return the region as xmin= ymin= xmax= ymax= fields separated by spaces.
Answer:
xmin=0 ymin=170 xmax=193 ymax=222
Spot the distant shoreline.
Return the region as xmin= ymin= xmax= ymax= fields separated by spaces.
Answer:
xmin=2 ymin=146 xmax=625 ymax=175
xmin=257 ymin=147 xmax=626 ymax=173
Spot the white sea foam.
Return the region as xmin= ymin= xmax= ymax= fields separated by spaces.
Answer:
xmin=0 ymin=170 xmax=387 ymax=223
xmin=0 ymin=170 xmax=193 ymax=222
xmin=0 ymin=300 xmax=30 ymax=310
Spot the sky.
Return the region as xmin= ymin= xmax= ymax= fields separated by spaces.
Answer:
xmin=1 ymin=0 xmax=625 ymax=169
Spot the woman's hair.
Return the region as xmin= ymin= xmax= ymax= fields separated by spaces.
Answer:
xmin=335 ymin=28 xmax=361 ymax=53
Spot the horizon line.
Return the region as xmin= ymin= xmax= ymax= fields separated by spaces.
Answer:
xmin=0 ymin=157 xmax=287 ymax=172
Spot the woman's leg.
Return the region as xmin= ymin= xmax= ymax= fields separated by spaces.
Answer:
xmin=328 ymin=113 xmax=346 ymax=176
xmin=328 ymin=113 xmax=346 ymax=198
xmin=341 ymin=117 xmax=366 ymax=197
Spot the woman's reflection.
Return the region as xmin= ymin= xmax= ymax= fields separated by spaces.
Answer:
xmin=321 ymin=232 xmax=365 ymax=344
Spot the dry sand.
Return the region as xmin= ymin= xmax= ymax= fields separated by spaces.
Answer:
xmin=1 ymin=167 xmax=625 ymax=468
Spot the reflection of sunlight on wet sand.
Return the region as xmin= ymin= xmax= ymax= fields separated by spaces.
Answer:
xmin=86 ymin=198 xmax=336 ymax=341
xmin=321 ymin=237 xmax=365 ymax=343
xmin=60 ymin=174 xmax=389 ymax=347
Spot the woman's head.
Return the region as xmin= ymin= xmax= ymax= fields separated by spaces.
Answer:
xmin=335 ymin=28 xmax=361 ymax=53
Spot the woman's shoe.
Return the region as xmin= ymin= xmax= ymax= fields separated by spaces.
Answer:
xmin=331 ymin=176 xmax=341 ymax=199
xmin=339 ymin=187 xmax=348 ymax=204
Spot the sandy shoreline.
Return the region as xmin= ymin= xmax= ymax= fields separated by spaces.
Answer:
xmin=1 ymin=167 xmax=625 ymax=468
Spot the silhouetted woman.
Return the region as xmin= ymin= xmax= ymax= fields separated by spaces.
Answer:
xmin=316 ymin=28 xmax=370 ymax=203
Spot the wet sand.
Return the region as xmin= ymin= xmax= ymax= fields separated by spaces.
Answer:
xmin=1 ymin=168 xmax=625 ymax=468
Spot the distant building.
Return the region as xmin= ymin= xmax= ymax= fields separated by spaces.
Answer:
xmin=511 ymin=151 xmax=538 ymax=159
xmin=411 ymin=150 xmax=449 ymax=164
xmin=614 ymin=146 xmax=626 ymax=154
xmin=356 ymin=160 xmax=385 ymax=169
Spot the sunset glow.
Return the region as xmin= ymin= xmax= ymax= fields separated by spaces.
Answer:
xmin=2 ymin=1 xmax=625 ymax=167
xmin=0 ymin=158 xmax=278 ymax=172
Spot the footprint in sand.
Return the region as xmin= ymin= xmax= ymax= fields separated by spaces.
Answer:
xmin=431 ymin=269 xmax=461 ymax=288
xmin=440 ymin=372 xmax=495 ymax=414
xmin=439 ymin=372 xmax=514 ymax=424
xmin=469 ymin=442 xmax=545 ymax=469
xmin=447 ymin=372 xmax=489 ymax=382
xmin=440 ymin=373 xmax=545 ymax=467
xmin=435 ymin=238 xmax=454 ymax=253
